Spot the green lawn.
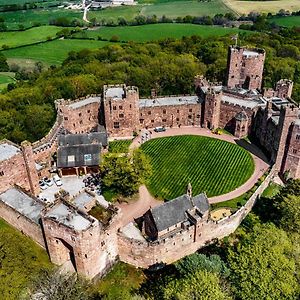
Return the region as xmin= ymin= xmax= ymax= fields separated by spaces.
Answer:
xmin=0 ymin=71 xmax=15 ymax=89
xmin=80 ymin=23 xmax=245 ymax=42
xmin=109 ymin=139 xmax=132 ymax=153
xmin=141 ymin=135 xmax=254 ymax=200
xmin=271 ymin=16 xmax=300 ymax=28
xmin=141 ymin=0 xmax=231 ymax=18
xmin=0 ymin=218 xmax=52 ymax=299
xmin=3 ymin=39 xmax=112 ymax=65
xmin=0 ymin=26 xmax=63 ymax=48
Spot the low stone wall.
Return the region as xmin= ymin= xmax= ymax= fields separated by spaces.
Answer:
xmin=118 ymin=167 xmax=275 ymax=268
xmin=0 ymin=200 xmax=46 ymax=248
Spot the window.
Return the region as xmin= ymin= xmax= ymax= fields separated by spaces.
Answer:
xmin=296 ymin=134 xmax=300 ymax=140
xmin=293 ymin=149 xmax=297 ymax=154
xmin=119 ymin=105 xmax=123 ymax=110
xmin=176 ymin=118 xmax=179 ymax=122
xmin=162 ymin=119 xmax=167 ymax=122
xmin=177 ymin=109 xmax=179 ymax=113
xmin=64 ymin=117 xmax=68 ymax=120
xmin=0 ymin=171 xmax=4 ymax=176
xmin=113 ymin=106 xmax=117 ymax=110
xmin=79 ymin=113 xmax=82 ymax=117
xmin=196 ymin=114 xmax=200 ymax=118
xmin=79 ymin=120 xmax=83 ymax=124
xmin=129 ymin=104 xmax=132 ymax=109
xmin=231 ymin=75 xmax=234 ymax=78
xmin=68 ymin=155 xmax=75 ymax=162
xmin=119 ymin=113 xmax=124 ymax=118
xmin=189 ymin=109 xmax=192 ymax=112
xmin=188 ymin=115 xmax=192 ymax=119
xmin=84 ymin=154 xmax=92 ymax=163
xmin=87 ymin=110 xmax=90 ymax=113
xmin=163 ymin=109 xmax=166 ymax=114
xmin=114 ymin=122 xmax=120 ymax=129
xmin=151 ymin=120 xmax=154 ymax=123
xmin=140 ymin=119 xmax=144 ymax=124
xmin=140 ymin=113 xmax=143 ymax=117
xmin=148 ymin=111 xmax=151 ymax=115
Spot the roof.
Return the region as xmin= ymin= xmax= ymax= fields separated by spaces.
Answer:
xmin=73 ymin=191 xmax=94 ymax=210
xmin=58 ymin=132 xmax=108 ymax=148
xmin=139 ymin=95 xmax=199 ymax=108
xmin=149 ymin=193 xmax=209 ymax=232
xmin=235 ymin=111 xmax=248 ymax=121
xmin=0 ymin=188 xmax=44 ymax=224
xmin=0 ymin=142 xmax=20 ymax=162
xmin=221 ymin=94 xmax=262 ymax=109
xmin=57 ymin=144 xmax=101 ymax=168
xmin=68 ymin=96 xmax=100 ymax=109
xmin=105 ymin=87 xmax=125 ymax=99
xmin=45 ymin=203 xmax=92 ymax=231
xmin=243 ymin=50 xmax=260 ymax=57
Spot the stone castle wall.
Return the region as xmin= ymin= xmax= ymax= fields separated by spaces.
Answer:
xmin=139 ymin=102 xmax=201 ymax=129
xmin=0 ymin=200 xmax=46 ymax=248
xmin=118 ymin=168 xmax=274 ymax=268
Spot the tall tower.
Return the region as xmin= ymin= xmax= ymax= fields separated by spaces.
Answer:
xmin=202 ymin=87 xmax=222 ymax=130
xmin=103 ymin=84 xmax=140 ymax=137
xmin=275 ymin=79 xmax=294 ymax=99
xmin=21 ymin=141 xmax=40 ymax=195
xmin=234 ymin=111 xmax=249 ymax=139
xmin=275 ymin=105 xmax=299 ymax=175
xmin=227 ymin=46 xmax=265 ymax=90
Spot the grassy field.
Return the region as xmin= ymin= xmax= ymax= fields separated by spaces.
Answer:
xmin=0 ymin=218 xmax=52 ymax=299
xmin=223 ymin=0 xmax=300 ymax=15
xmin=80 ymin=23 xmax=245 ymax=42
xmin=109 ymin=139 xmax=132 ymax=153
xmin=0 ymin=71 xmax=15 ymax=89
xmin=141 ymin=135 xmax=254 ymax=200
xmin=0 ymin=26 xmax=63 ymax=48
xmin=3 ymin=39 xmax=112 ymax=65
xmin=271 ymin=16 xmax=300 ymax=28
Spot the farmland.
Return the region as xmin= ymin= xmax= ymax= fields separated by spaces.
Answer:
xmin=3 ymin=39 xmax=112 ymax=65
xmin=109 ymin=139 xmax=132 ymax=153
xmin=271 ymin=16 xmax=300 ymax=28
xmin=79 ymin=24 xmax=245 ymax=42
xmin=0 ymin=72 xmax=15 ymax=90
xmin=0 ymin=26 xmax=63 ymax=48
xmin=141 ymin=135 xmax=254 ymax=200
xmin=223 ymin=0 xmax=300 ymax=15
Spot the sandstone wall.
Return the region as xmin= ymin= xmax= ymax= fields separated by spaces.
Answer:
xmin=0 ymin=200 xmax=45 ymax=248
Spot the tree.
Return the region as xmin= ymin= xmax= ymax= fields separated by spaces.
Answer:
xmin=99 ymin=149 xmax=152 ymax=197
xmin=162 ymin=270 xmax=232 ymax=300
xmin=0 ymin=52 xmax=9 ymax=71
xmin=227 ymin=224 xmax=299 ymax=300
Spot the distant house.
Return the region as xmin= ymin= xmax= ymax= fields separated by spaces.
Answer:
xmin=57 ymin=130 xmax=108 ymax=176
xmin=141 ymin=192 xmax=210 ymax=240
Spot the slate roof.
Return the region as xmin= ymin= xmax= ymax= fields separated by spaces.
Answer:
xmin=0 ymin=142 xmax=20 ymax=162
xmin=149 ymin=193 xmax=209 ymax=232
xmin=57 ymin=132 xmax=107 ymax=168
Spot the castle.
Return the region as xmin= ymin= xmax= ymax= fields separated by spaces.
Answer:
xmin=0 ymin=46 xmax=299 ymax=279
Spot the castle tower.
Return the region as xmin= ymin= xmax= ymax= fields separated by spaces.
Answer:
xmin=275 ymin=79 xmax=293 ymax=99
xmin=202 ymin=87 xmax=222 ymax=130
xmin=275 ymin=105 xmax=299 ymax=175
xmin=21 ymin=141 xmax=40 ymax=195
xmin=103 ymin=84 xmax=140 ymax=137
xmin=234 ymin=111 xmax=249 ymax=139
xmin=226 ymin=46 xmax=265 ymax=90
xmin=186 ymin=182 xmax=192 ymax=198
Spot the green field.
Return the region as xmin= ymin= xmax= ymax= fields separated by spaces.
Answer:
xmin=3 ymin=39 xmax=112 ymax=65
xmin=141 ymin=135 xmax=254 ymax=200
xmin=80 ymin=23 xmax=244 ymax=42
xmin=109 ymin=139 xmax=132 ymax=153
xmin=271 ymin=16 xmax=300 ymax=28
xmin=0 ymin=25 xmax=63 ymax=48
xmin=0 ymin=71 xmax=15 ymax=89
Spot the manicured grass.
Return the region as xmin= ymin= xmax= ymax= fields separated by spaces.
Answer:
xmin=0 ymin=26 xmax=63 ymax=48
xmin=0 ymin=218 xmax=52 ymax=299
xmin=95 ymin=262 xmax=145 ymax=299
xmin=3 ymin=39 xmax=112 ymax=65
xmin=109 ymin=139 xmax=132 ymax=153
xmin=223 ymin=0 xmax=300 ymax=15
xmin=141 ymin=0 xmax=232 ymax=18
xmin=141 ymin=135 xmax=254 ymax=200
xmin=0 ymin=72 xmax=15 ymax=90
xmin=79 ymin=23 xmax=245 ymax=42
xmin=271 ymin=16 xmax=300 ymax=28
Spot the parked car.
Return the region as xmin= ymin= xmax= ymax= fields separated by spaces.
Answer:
xmin=43 ymin=177 xmax=54 ymax=187
xmin=154 ymin=126 xmax=166 ymax=132
xmin=39 ymin=180 xmax=47 ymax=190
xmin=53 ymin=174 xmax=62 ymax=187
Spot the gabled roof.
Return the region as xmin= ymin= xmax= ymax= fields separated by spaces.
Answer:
xmin=149 ymin=193 xmax=209 ymax=232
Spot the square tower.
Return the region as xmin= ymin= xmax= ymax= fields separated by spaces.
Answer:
xmin=227 ymin=46 xmax=265 ymax=91
xmin=103 ymin=84 xmax=140 ymax=137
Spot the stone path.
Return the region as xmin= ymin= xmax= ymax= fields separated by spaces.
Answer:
xmin=130 ymin=126 xmax=270 ymax=204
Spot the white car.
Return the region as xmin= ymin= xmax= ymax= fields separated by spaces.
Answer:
xmin=39 ymin=180 xmax=47 ymax=190
xmin=53 ymin=175 xmax=62 ymax=187
xmin=43 ymin=177 xmax=54 ymax=187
